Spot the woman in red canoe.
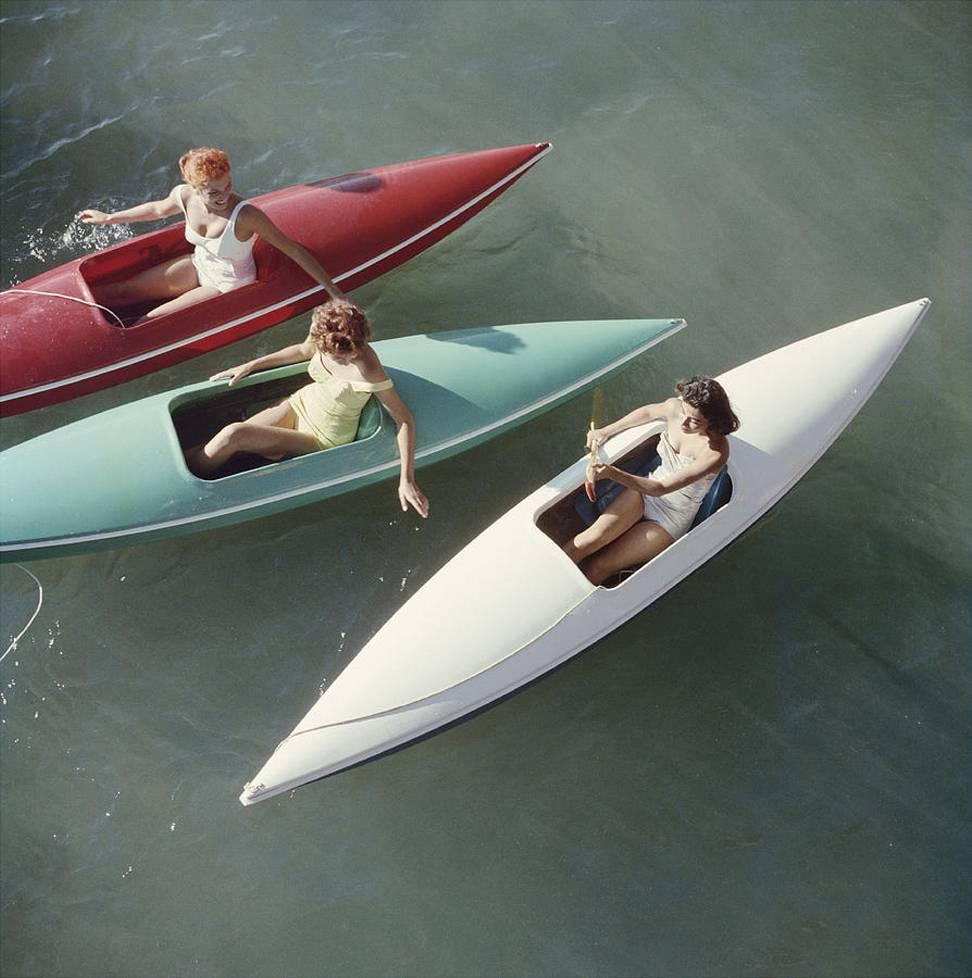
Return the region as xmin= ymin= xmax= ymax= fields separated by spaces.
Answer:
xmin=78 ymin=146 xmax=344 ymax=320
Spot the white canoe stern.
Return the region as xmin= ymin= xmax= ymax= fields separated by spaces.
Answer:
xmin=241 ymin=503 xmax=593 ymax=804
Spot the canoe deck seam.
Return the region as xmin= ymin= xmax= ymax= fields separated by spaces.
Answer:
xmin=267 ymin=581 xmax=594 ymax=750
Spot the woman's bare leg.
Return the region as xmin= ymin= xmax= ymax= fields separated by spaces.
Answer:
xmin=564 ymin=487 xmax=644 ymax=563
xmin=582 ymin=520 xmax=675 ymax=586
xmin=140 ymin=284 xmax=221 ymax=320
xmin=97 ymin=256 xmax=200 ymax=309
xmin=185 ymin=400 xmax=321 ymax=476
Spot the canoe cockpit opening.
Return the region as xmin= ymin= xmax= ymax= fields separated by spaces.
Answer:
xmin=78 ymin=226 xmax=277 ymax=327
xmin=535 ymin=434 xmax=733 ymax=588
xmin=171 ymin=374 xmax=382 ymax=480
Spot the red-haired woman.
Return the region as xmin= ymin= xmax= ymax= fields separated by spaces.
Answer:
xmin=565 ymin=376 xmax=739 ymax=583
xmin=185 ymin=299 xmax=429 ymax=517
xmin=78 ymin=146 xmax=344 ymax=320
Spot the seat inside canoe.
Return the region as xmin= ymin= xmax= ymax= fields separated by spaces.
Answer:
xmin=535 ymin=434 xmax=733 ymax=587
xmin=171 ymin=373 xmax=383 ymax=480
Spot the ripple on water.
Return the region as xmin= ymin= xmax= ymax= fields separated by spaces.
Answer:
xmin=0 ymin=5 xmax=82 ymax=27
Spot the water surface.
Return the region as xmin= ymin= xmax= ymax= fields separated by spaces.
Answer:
xmin=1 ymin=2 xmax=969 ymax=976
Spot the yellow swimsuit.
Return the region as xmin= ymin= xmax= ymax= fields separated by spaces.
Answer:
xmin=288 ymin=354 xmax=393 ymax=449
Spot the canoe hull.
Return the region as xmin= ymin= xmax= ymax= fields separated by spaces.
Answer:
xmin=0 ymin=144 xmax=551 ymax=415
xmin=0 ymin=318 xmax=684 ymax=562
xmin=241 ymin=298 xmax=930 ymax=805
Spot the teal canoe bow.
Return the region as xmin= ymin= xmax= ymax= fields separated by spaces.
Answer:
xmin=0 ymin=318 xmax=685 ymax=561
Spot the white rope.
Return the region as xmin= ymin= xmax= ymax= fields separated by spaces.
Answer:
xmin=0 ymin=564 xmax=44 ymax=665
xmin=6 ymin=287 xmax=127 ymax=328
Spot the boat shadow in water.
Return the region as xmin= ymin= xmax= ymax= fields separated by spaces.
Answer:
xmin=425 ymin=328 xmax=527 ymax=355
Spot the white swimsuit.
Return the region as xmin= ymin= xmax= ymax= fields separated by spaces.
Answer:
xmin=177 ymin=191 xmax=257 ymax=293
xmin=642 ymin=431 xmax=719 ymax=540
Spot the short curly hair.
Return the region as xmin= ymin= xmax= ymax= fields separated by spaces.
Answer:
xmin=675 ymin=375 xmax=740 ymax=435
xmin=179 ymin=147 xmax=231 ymax=187
xmin=309 ymin=299 xmax=372 ymax=357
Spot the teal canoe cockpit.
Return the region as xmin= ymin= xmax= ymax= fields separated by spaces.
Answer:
xmin=170 ymin=368 xmax=384 ymax=480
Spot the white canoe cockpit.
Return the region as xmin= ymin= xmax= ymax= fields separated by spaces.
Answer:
xmin=533 ymin=420 xmax=734 ymax=590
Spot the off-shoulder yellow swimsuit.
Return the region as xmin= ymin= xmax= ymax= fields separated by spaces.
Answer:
xmin=288 ymin=354 xmax=393 ymax=449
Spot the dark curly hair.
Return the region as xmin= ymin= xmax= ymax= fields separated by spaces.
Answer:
xmin=309 ymin=299 xmax=372 ymax=357
xmin=675 ymin=375 xmax=740 ymax=435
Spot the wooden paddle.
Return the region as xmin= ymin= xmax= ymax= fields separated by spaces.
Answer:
xmin=584 ymin=388 xmax=605 ymax=501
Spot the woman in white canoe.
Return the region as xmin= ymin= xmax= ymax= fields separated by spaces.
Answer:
xmin=565 ymin=377 xmax=739 ymax=584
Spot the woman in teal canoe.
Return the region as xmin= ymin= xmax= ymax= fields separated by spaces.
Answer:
xmin=564 ymin=377 xmax=738 ymax=584
xmin=185 ymin=299 xmax=429 ymax=517
xmin=78 ymin=146 xmax=345 ymax=321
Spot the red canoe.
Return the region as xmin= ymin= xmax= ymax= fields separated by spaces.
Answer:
xmin=0 ymin=142 xmax=551 ymax=416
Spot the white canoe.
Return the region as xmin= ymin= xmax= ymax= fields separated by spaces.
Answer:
xmin=241 ymin=298 xmax=930 ymax=806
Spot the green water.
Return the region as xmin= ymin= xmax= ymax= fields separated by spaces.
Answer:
xmin=1 ymin=2 xmax=969 ymax=976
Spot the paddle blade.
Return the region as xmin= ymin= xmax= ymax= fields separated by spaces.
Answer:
xmin=590 ymin=387 xmax=605 ymax=429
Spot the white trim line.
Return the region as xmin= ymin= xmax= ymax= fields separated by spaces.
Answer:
xmin=2 ymin=318 xmax=683 ymax=555
xmin=1 ymin=145 xmax=553 ymax=405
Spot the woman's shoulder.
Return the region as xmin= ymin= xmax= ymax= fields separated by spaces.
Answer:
xmin=656 ymin=396 xmax=680 ymax=417
xmin=356 ymin=346 xmax=390 ymax=383
xmin=235 ymin=201 xmax=266 ymax=228
xmin=705 ymin=432 xmax=730 ymax=463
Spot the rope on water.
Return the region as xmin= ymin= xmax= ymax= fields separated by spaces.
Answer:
xmin=0 ymin=564 xmax=44 ymax=666
xmin=6 ymin=287 xmax=127 ymax=329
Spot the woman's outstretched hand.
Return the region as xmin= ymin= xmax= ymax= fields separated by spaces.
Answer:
xmin=209 ymin=362 xmax=254 ymax=386
xmin=77 ymin=209 xmax=111 ymax=224
xmin=399 ymin=479 xmax=429 ymax=519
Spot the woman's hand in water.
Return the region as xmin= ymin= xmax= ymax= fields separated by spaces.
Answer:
xmin=209 ymin=362 xmax=254 ymax=386
xmin=399 ymin=478 xmax=429 ymax=519
xmin=77 ymin=209 xmax=112 ymax=224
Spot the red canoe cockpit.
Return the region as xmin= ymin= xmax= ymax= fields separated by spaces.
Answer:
xmin=77 ymin=224 xmax=281 ymax=327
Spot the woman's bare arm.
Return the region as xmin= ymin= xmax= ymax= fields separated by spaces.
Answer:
xmin=209 ymin=334 xmax=318 ymax=386
xmin=78 ymin=186 xmax=184 ymax=225
xmin=588 ymin=399 xmax=672 ymax=449
xmin=240 ymin=206 xmax=347 ymax=301
xmin=592 ymin=446 xmax=725 ymax=497
xmin=374 ymin=385 xmax=429 ymax=517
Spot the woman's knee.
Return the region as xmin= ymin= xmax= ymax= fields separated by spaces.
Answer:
xmin=212 ymin=421 xmax=249 ymax=452
xmin=581 ymin=553 xmax=612 ymax=586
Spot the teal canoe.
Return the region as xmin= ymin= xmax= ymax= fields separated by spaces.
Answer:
xmin=0 ymin=318 xmax=685 ymax=562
